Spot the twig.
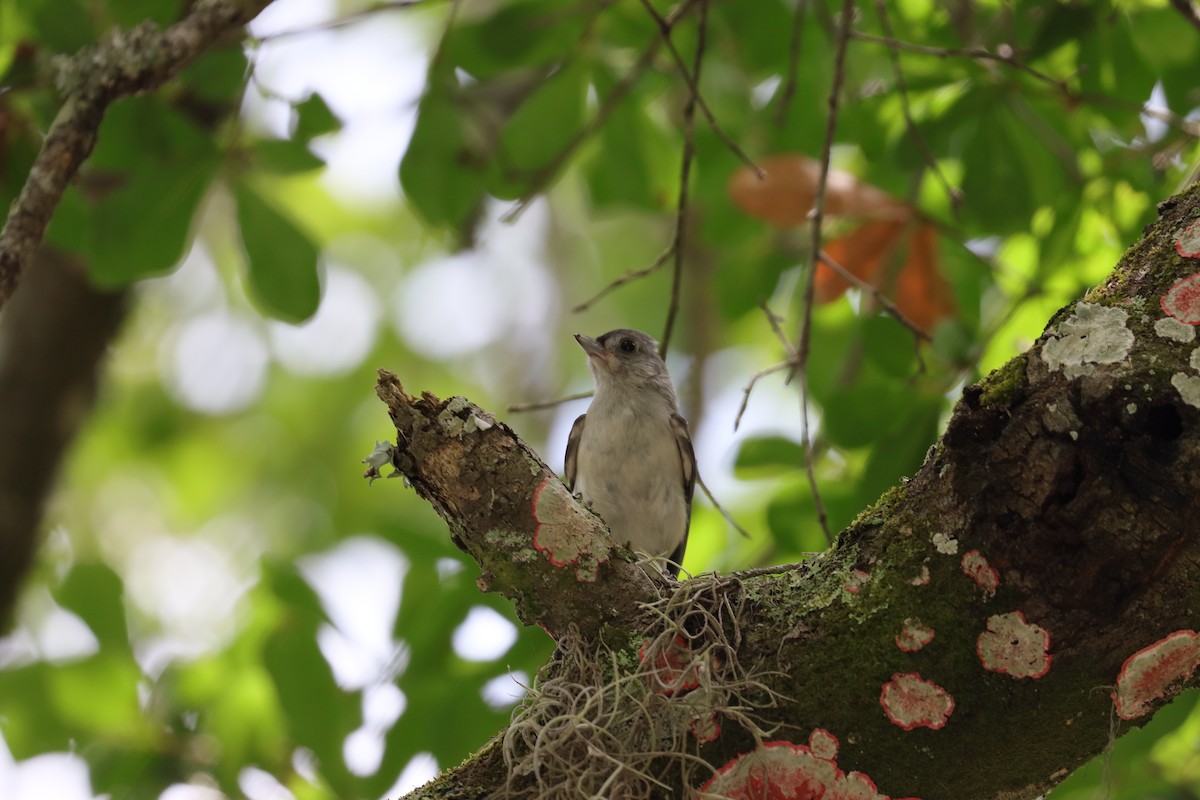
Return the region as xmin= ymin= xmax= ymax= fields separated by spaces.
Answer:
xmin=571 ymin=245 xmax=674 ymax=313
xmin=507 ymin=390 xmax=593 ymax=414
xmin=732 ymin=561 xmax=813 ymax=579
xmin=1168 ymin=0 xmax=1200 ymax=33
xmin=795 ymin=0 xmax=856 ymax=546
xmin=696 ymin=472 xmax=751 ymax=539
xmin=501 ymin=0 xmax=699 ymax=223
xmin=774 ymin=0 xmax=808 ymax=126
xmin=733 ymin=359 xmax=796 ymax=432
xmin=848 ymin=30 xmax=1069 ymax=90
xmin=636 ymin=0 xmax=763 ymax=178
xmin=0 ymin=0 xmax=273 ymax=310
xmin=759 ymin=300 xmax=798 ymax=360
xmin=850 ymin=30 xmax=1200 ymax=139
xmin=817 ymin=249 xmax=931 ymax=342
xmin=659 ymin=0 xmax=707 ymax=359
xmin=871 ymin=0 xmax=961 ymax=212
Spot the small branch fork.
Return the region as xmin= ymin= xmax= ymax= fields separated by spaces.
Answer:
xmin=0 ymin=0 xmax=274 ymax=310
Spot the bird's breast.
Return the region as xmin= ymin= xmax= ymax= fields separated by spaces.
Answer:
xmin=574 ymin=407 xmax=688 ymax=559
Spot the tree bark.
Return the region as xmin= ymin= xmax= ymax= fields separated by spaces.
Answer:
xmin=0 ymin=250 xmax=128 ymax=625
xmin=373 ymin=183 xmax=1200 ymax=800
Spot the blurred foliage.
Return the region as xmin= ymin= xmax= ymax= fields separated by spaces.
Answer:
xmin=1 ymin=0 xmax=1199 ymax=798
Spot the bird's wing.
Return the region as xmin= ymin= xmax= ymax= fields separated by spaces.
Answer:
xmin=668 ymin=413 xmax=697 ymax=574
xmin=564 ymin=413 xmax=587 ymax=491
xmin=670 ymin=414 xmax=697 ymax=502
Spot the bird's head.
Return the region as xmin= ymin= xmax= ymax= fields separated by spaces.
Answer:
xmin=575 ymin=329 xmax=676 ymax=402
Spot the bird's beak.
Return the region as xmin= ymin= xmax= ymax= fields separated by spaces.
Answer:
xmin=575 ymin=334 xmax=612 ymax=369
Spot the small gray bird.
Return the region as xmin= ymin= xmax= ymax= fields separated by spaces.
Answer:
xmin=564 ymin=329 xmax=696 ymax=577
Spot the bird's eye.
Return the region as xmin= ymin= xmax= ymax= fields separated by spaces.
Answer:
xmin=619 ymin=338 xmax=636 ymax=353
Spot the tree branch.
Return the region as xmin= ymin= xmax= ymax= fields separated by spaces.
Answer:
xmin=0 ymin=251 xmax=128 ymax=625
xmin=375 ymin=185 xmax=1200 ymax=799
xmin=0 ymin=0 xmax=273 ymax=309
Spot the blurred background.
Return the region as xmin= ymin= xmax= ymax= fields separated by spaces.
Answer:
xmin=1 ymin=0 xmax=1199 ymax=798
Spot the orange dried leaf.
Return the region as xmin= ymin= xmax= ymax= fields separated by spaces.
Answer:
xmin=819 ymin=220 xmax=954 ymax=333
xmin=727 ymin=154 xmax=909 ymax=227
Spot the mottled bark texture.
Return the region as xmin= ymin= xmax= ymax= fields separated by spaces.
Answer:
xmin=0 ymin=0 xmax=273 ymax=308
xmin=0 ymin=251 xmax=127 ymax=625
xmin=377 ymin=184 xmax=1200 ymax=800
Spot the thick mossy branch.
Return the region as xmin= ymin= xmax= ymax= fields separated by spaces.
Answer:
xmin=378 ymin=185 xmax=1200 ymax=800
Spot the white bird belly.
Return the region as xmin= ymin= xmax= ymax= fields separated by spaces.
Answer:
xmin=575 ymin=409 xmax=687 ymax=559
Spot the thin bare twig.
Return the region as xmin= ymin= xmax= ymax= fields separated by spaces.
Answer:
xmin=774 ymin=0 xmax=808 ymax=126
xmin=501 ymin=0 xmax=699 ymax=223
xmin=851 ymin=30 xmax=1200 ymax=138
xmin=871 ymin=0 xmax=961 ymax=212
xmin=571 ymin=245 xmax=674 ymax=313
xmin=848 ymin=30 xmax=1069 ymax=90
xmin=795 ymin=0 xmax=856 ymax=546
xmin=507 ymin=390 xmax=593 ymax=414
xmin=636 ymin=0 xmax=763 ymax=178
xmin=817 ymin=249 xmax=931 ymax=342
xmin=696 ymin=472 xmax=751 ymax=539
xmin=733 ymin=360 xmax=796 ymax=432
xmin=659 ymin=0 xmax=708 ymax=359
xmin=759 ymin=300 xmax=798 ymax=360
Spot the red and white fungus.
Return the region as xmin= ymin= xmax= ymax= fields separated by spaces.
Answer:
xmin=1113 ymin=630 xmax=1200 ymax=720
xmin=976 ymin=611 xmax=1051 ymax=679
xmin=879 ymin=672 xmax=954 ymax=731
xmin=896 ymin=618 xmax=935 ymax=653
xmin=961 ymin=549 xmax=999 ymax=597
xmin=700 ymin=731 xmax=921 ymax=800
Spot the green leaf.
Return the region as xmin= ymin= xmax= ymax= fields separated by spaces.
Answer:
xmin=44 ymin=184 xmax=92 ymax=255
xmin=766 ymin=483 xmax=858 ymax=554
xmin=179 ymin=45 xmax=248 ymax=102
xmin=294 ymin=92 xmax=340 ymax=140
xmin=105 ymin=0 xmax=179 ymax=27
xmin=399 ymin=73 xmax=487 ymax=231
xmin=446 ymin=0 xmax=589 ymax=79
xmin=861 ymin=315 xmax=918 ymax=378
xmin=26 ymin=0 xmax=93 ymax=52
xmin=490 ymin=62 xmax=587 ymax=199
xmin=586 ymin=71 xmax=675 ymax=210
xmin=55 ymin=563 xmax=130 ymax=654
xmin=254 ymin=138 xmax=326 ymax=174
xmin=263 ymin=566 xmax=357 ymax=792
xmin=48 ymin=655 xmax=148 ymax=741
xmin=89 ymin=156 xmax=217 ymax=287
xmin=234 ymin=181 xmax=322 ymax=323
xmin=821 ymin=379 xmax=918 ymax=450
xmin=857 ymin=401 xmax=941 ymax=505
xmin=733 ymin=435 xmax=805 ymax=478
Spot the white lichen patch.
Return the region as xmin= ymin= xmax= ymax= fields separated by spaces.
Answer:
xmin=1041 ymin=303 xmax=1135 ymax=379
xmin=932 ymin=532 xmax=958 ymax=555
xmin=1171 ymin=373 xmax=1200 ymax=409
xmin=1155 ymin=316 xmax=1196 ymax=343
xmin=1191 ymin=347 xmax=1200 ymax=371
xmin=1126 ymin=403 xmax=1137 ymax=415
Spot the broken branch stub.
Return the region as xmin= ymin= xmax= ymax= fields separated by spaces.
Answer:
xmin=373 ymin=369 xmax=660 ymax=639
